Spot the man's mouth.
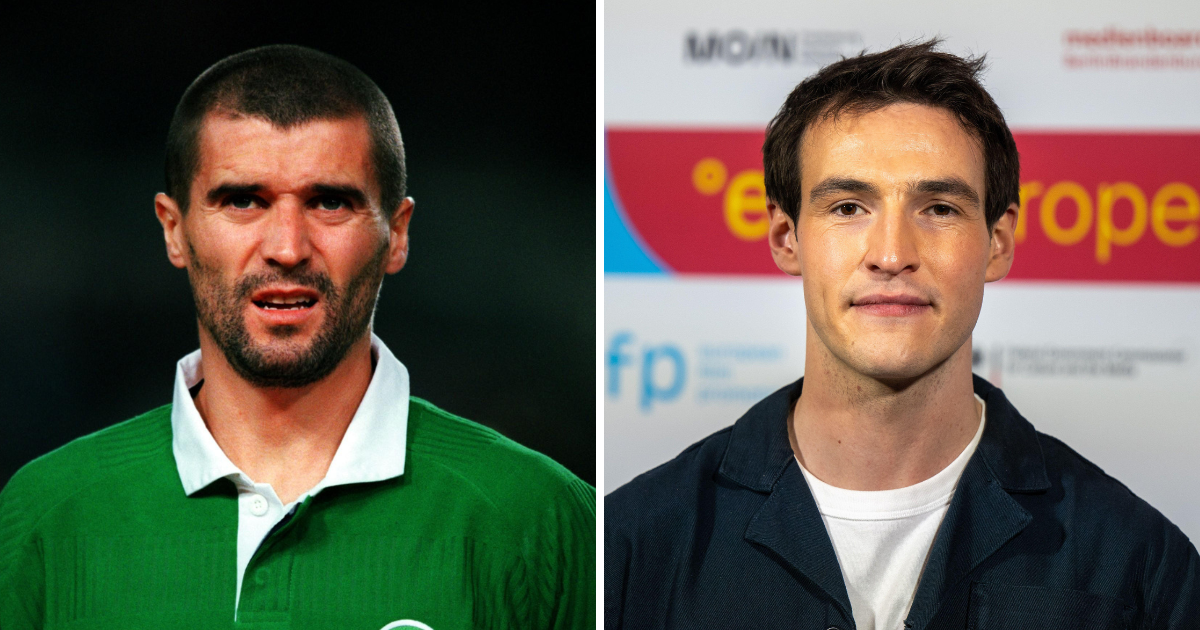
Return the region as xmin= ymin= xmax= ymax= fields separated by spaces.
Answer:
xmin=851 ymin=293 xmax=932 ymax=316
xmin=853 ymin=293 xmax=930 ymax=307
xmin=250 ymin=288 xmax=320 ymax=310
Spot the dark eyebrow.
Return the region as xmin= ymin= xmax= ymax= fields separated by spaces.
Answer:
xmin=204 ymin=182 xmax=370 ymax=207
xmin=312 ymin=184 xmax=369 ymax=208
xmin=909 ymin=177 xmax=981 ymax=207
xmin=809 ymin=177 xmax=880 ymax=203
xmin=205 ymin=183 xmax=263 ymax=205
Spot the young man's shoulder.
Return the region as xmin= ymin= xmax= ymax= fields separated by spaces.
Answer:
xmin=606 ymin=424 xmax=734 ymax=542
xmin=1034 ymin=428 xmax=1196 ymax=553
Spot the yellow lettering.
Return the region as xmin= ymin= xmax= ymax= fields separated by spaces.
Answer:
xmin=1040 ymin=181 xmax=1093 ymax=246
xmin=1151 ymin=182 xmax=1199 ymax=247
xmin=724 ymin=170 xmax=769 ymax=241
xmin=1095 ymin=182 xmax=1147 ymax=263
xmin=692 ymin=158 xmax=728 ymax=196
xmin=1016 ymin=181 xmax=1043 ymax=243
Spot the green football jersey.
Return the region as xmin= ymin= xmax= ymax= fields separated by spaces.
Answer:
xmin=0 ymin=398 xmax=595 ymax=630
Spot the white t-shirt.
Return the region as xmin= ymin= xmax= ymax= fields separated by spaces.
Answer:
xmin=796 ymin=395 xmax=986 ymax=630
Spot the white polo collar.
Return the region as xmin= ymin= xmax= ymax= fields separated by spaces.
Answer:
xmin=170 ymin=333 xmax=410 ymax=497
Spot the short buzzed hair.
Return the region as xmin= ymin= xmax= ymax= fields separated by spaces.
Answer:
xmin=763 ymin=39 xmax=1019 ymax=231
xmin=165 ymin=44 xmax=406 ymax=215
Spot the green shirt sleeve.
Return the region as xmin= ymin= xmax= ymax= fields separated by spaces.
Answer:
xmin=0 ymin=469 xmax=48 ymax=629
xmin=529 ymin=475 xmax=596 ymax=630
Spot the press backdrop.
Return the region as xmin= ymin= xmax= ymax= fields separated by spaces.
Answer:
xmin=605 ymin=0 xmax=1200 ymax=541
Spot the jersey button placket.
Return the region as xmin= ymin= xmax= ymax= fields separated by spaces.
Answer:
xmin=248 ymin=493 xmax=269 ymax=517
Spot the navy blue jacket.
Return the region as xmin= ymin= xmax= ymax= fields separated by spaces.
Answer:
xmin=606 ymin=376 xmax=1200 ymax=629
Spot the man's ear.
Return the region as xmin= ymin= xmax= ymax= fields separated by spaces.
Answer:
xmin=767 ymin=200 xmax=803 ymax=277
xmin=155 ymin=193 xmax=189 ymax=269
xmin=985 ymin=202 xmax=1019 ymax=282
xmin=385 ymin=197 xmax=415 ymax=274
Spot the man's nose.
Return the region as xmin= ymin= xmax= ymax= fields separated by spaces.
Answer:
xmin=259 ymin=200 xmax=313 ymax=268
xmin=863 ymin=207 xmax=920 ymax=276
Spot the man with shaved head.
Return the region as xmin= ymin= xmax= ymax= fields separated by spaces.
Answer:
xmin=606 ymin=40 xmax=1198 ymax=629
xmin=0 ymin=45 xmax=594 ymax=629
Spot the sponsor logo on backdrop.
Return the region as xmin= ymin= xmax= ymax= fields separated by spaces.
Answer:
xmin=606 ymin=331 xmax=786 ymax=411
xmin=607 ymin=129 xmax=1200 ymax=281
xmin=685 ymin=30 xmax=862 ymax=65
xmin=972 ymin=344 xmax=1188 ymax=386
xmin=1063 ymin=26 xmax=1200 ymax=70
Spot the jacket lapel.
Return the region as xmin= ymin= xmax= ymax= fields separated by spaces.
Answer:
xmin=902 ymin=456 xmax=1032 ymax=629
xmin=904 ymin=376 xmax=1051 ymax=630
xmin=718 ymin=379 xmax=853 ymax=618
xmin=744 ymin=463 xmax=854 ymax=618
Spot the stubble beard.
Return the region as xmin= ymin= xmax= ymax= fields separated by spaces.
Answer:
xmin=186 ymin=241 xmax=388 ymax=388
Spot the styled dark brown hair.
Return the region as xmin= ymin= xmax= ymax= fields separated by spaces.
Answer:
xmin=165 ymin=44 xmax=406 ymax=215
xmin=762 ymin=39 xmax=1019 ymax=230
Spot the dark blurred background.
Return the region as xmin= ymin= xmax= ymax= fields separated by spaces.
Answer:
xmin=0 ymin=3 xmax=596 ymax=486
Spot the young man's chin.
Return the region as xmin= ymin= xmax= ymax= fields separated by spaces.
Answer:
xmin=840 ymin=348 xmax=949 ymax=385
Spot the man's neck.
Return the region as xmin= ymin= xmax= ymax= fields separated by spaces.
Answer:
xmin=790 ymin=325 xmax=981 ymax=492
xmin=193 ymin=333 xmax=375 ymax=504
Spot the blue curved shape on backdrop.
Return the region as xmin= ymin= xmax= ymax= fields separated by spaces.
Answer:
xmin=604 ymin=165 xmax=667 ymax=274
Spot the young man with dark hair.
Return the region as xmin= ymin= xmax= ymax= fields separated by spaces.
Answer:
xmin=0 ymin=45 xmax=594 ymax=629
xmin=606 ymin=40 xmax=1198 ymax=629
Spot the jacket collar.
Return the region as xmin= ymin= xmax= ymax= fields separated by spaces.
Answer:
xmin=970 ymin=375 xmax=1051 ymax=492
xmin=717 ymin=374 xmax=1050 ymax=494
xmin=715 ymin=379 xmax=802 ymax=492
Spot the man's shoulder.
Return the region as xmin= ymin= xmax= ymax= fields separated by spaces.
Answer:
xmin=405 ymin=397 xmax=594 ymax=518
xmin=1021 ymin=427 xmax=1200 ymax=614
xmin=608 ymin=377 xmax=801 ymax=517
xmin=1035 ymin=429 xmax=1190 ymax=540
xmin=978 ymin=376 xmax=1191 ymax=547
xmin=403 ymin=397 xmax=594 ymax=616
xmin=2 ymin=405 xmax=173 ymax=507
xmin=606 ymin=423 xmax=735 ymax=536
xmin=0 ymin=405 xmax=175 ymax=571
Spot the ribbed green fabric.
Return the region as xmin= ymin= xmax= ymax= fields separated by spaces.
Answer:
xmin=0 ymin=398 xmax=595 ymax=630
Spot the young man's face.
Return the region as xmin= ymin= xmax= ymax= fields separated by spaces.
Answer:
xmin=155 ymin=114 xmax=413 ymax=387
xmin=768 ymin=103 xmax=1016 ymax=383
